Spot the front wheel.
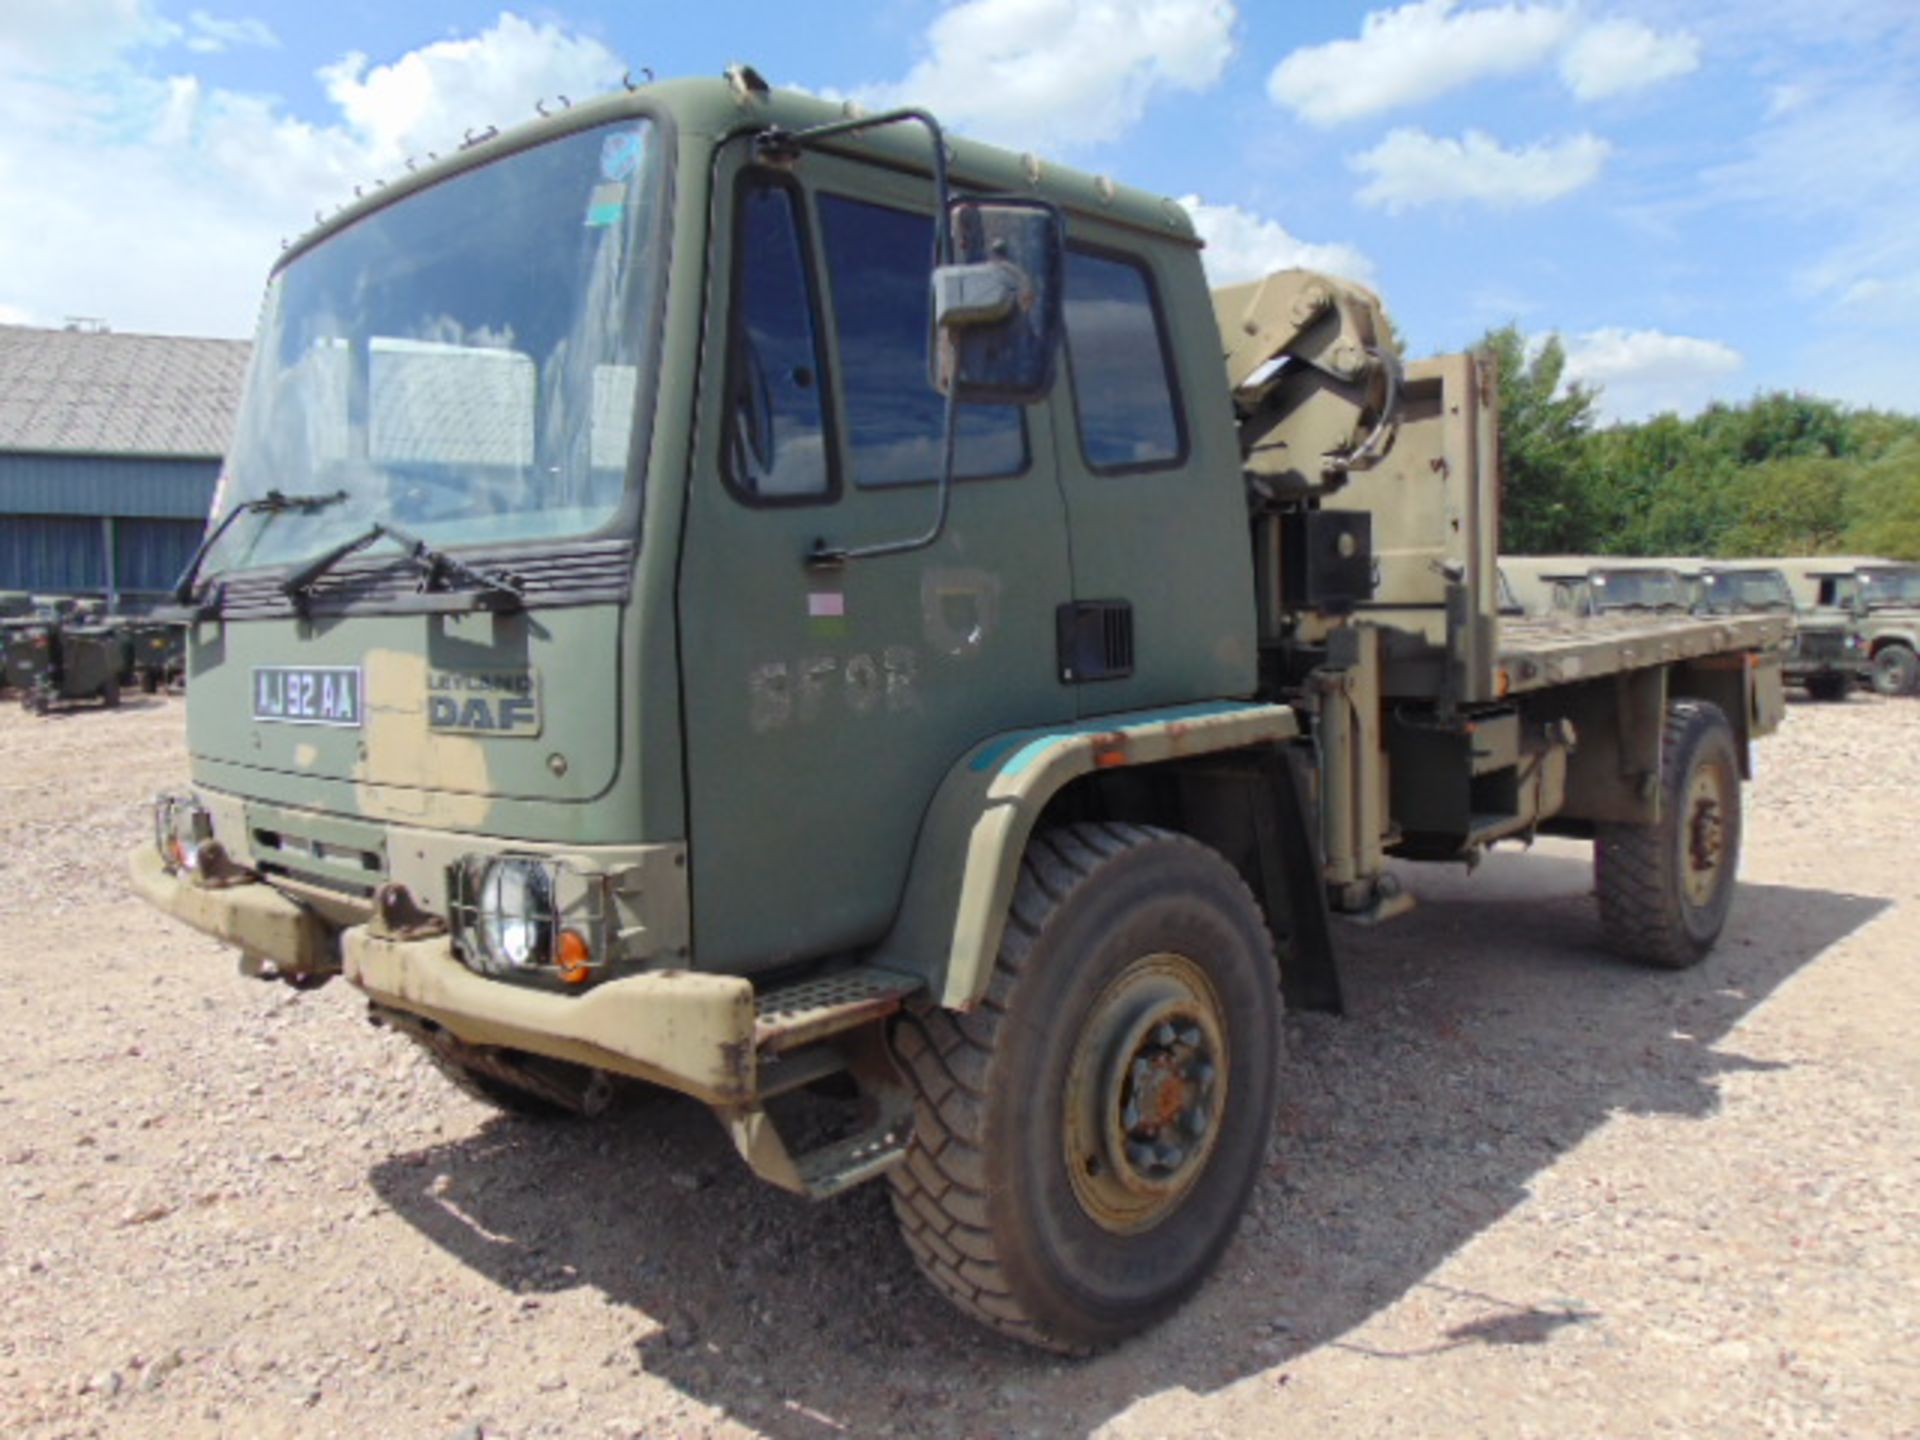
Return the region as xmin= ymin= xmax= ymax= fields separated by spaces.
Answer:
xmin=1871 ymin=643 xmax=1920 ymax=697
xmin=888 ymin=823 xmax=1281 ymax=1353
xmin=1594 ymin=700 xmax=1741 ymax=969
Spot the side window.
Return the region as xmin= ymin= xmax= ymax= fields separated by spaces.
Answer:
xmin=816 ymin=193 xmax=1027 ymax=487
xmin=724 ymin=177 xmax=831 ymax=501
xmin=1063 ymin=249 xmax=1183 ymax=471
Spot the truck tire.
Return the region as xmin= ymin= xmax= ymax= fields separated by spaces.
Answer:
xmin=888 ymin=822 xmax=1281 ymax=1353
xmin=101 ymin=674 xmax=121 ymax=708
xmin=1802 ymin=673 xmax=1851 ymax=702
xmin=1594 ymin=700 xmax=1741 ymax=969
xmin=1871 ymin=643 xmax=1920 ymax=697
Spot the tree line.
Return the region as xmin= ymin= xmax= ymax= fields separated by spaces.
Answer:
xmin=1485 ymin=325 xmax=1920 ymax=561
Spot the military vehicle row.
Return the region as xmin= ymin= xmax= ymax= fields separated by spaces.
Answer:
xmin=131 ymin=71 xmax=1787 ymax=1353
xmin=1500 ymin=555 xmax=1919 ymax=699
xmin=0 ymin=593 xmax=186 ymax=712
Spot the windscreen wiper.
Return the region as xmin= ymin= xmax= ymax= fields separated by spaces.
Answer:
xmin=171 ymin=488 xmax=348 ymax=606
xmin=280 ymin=520 xmax=525 ymax=612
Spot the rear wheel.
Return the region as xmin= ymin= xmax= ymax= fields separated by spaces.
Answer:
xmin=888 ymin=823 xmax=1281 ymax=1353
xmin=1871 ymin=643 xmax=1920 ymax=697
xmin=1802 ymin=673 xmax=1851 ymax=702
xmin=1594 ymin=700 xmax=1741 ymax=969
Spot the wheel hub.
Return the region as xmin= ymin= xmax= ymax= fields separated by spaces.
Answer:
xmin=1064 ymin=954 xmax=1228 ymax=1234
xmin=1683 ymin=763 xmax=1727 ymax=907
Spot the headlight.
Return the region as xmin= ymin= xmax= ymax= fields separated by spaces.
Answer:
xmin=476 ymin=858 xmax=555 ymax=971
xmin=152 ymin=791 xmax=212 ymax=873
xmin=452 ymin=856 xmax=603 ymax=985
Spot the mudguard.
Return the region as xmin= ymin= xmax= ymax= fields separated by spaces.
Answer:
xmin=870 ymin=700 xmax=1300 ymax=1010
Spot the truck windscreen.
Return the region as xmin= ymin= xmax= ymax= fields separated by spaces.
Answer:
xmin=1591 ymin=570 xmax=1688 ymax=611
xmin=204 ymin=119 xmax=664 ymax=579
xmin=1859 ymin=569 xmax=1920 ymax=607
xmin=1696 ymin=570 xmax=1792 ymax=613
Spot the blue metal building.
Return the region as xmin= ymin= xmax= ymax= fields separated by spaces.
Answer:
xmin=0 ymin=325 xmax=249 ymax=603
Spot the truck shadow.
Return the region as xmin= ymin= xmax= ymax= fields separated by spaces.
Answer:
xmin=368 ymin=848 xmax=1887 ymax=1437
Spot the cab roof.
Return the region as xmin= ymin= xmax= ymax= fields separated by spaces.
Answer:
xmin=281 ymin=69 xmax=1199 ymax=271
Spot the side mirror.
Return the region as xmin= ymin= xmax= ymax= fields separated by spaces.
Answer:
xmin=931 ymin=198 xmax=1064 ymax=406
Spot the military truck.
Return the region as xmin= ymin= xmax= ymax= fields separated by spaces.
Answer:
xmin=1818 ymin=565 xmax=1920 ymax=697
xmin=4 ymin=599 xmax=127 ymax=713
xmin=130 ymin=71 xmax=1787 ymax=1353
xmin=1688 ymin=563 xmax=1863 ymax=701
xmin=118 ymin=612 xmax=188 ymax=694
xmin=1502 ymin=557 xmax=1695 ymax=619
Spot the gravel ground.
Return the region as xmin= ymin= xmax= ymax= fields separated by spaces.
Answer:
xmin=2 ymin=691 xmax=1916 ymax=1439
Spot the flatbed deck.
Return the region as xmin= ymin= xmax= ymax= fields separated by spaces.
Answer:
xmin=1497 ymin=611 xmax=1789 ymax=694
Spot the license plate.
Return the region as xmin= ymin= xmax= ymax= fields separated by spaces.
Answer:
xmin=252 ymin=665 xmax=363 ymax=727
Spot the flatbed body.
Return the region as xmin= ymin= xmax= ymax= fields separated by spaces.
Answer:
xmin=1497 ymin=611 xmax=1789 ymax=694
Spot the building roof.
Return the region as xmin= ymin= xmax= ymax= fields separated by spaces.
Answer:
xmin=0 ymin=325 xmax=250 ymax=459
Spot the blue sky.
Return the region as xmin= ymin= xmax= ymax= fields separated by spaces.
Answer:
xmin=3 ymin=1 xmax=1916 ymax=422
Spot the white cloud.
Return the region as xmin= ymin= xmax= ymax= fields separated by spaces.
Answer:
xmin=852 ymin=0 xmax=1236 ymax=152
xmin=184 ymin=11 xmax=278 ymax=55
xmin=1176 ymin=195 xmax=1374 ymax=286
xmin=1561 ymin=327 xmax=1743 ymax=422
xmin=1352 ymin=127 xmax=1609 ymax=212
xmin=0 ymin=13 xmax=627 ymax=337
xmin=318 ymin=16 xmax=624 ymax=172
xmin=0 ymin=0 xmax=174 ymax=72
xmin=1267 ymin=2 xmax=1702 ymax=123
xmin=1558 ymin=19 xmax=1699 ymax=100
xmin=1267 ymin=0 xmax=1573 ymax=126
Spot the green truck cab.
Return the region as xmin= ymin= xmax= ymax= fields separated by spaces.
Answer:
xmin=131 ymin=71 xmax=1786 ymax=1352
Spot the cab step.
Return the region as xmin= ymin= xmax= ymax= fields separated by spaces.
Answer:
xmin=725 ymin=965 xmax=924 ymax=1199
xmin=753 ymin=965 xmax=923 ymax=1055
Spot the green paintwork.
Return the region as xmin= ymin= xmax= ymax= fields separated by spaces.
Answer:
xmin=171 ymin=72 xmax=1238 ymax=988
xmin=869 ymin=702 xmax=1300 ymax=1009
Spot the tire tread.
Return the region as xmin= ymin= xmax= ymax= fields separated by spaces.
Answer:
xmin=1594 ymin=700 xmax=1738 ymax=969
xmin=887 ymin=822 xmax=1267 ymax=1353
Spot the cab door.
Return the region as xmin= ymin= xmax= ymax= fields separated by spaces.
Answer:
xmin=1048 ymin=227 xmax=1256 ymax=717
xmin=677 ymin=142 xmax=1074 ymax=974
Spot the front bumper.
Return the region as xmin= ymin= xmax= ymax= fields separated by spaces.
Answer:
xmin=129 ymin=845 xmax=756 ymax=1104
xmin=129 ymin=846 xmax=335 ymax=974
xmin=1783 ymin=657 xmax=1869 ymax=682
xmin=342 ymin=929 xmax=754 ymax=1104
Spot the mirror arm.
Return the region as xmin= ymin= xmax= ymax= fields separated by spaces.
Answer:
xmin=809 ymin=385 xmax=959 ymax=569
xmin=764 ymin=108 xmax=963 ymax=570
xmin=759 ymin=108 xmax=954 ymax=264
